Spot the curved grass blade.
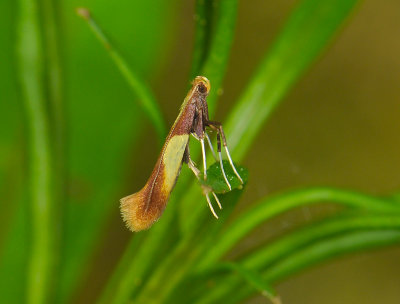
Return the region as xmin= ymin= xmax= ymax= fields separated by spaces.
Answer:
xmin=225 ymin=0 xmax=361 ymax=159
xmin=215 ymin=262 xmax=281 ymax=304
xmin=76 ymin=8 xmax=167 ymax=142
xmin=195 ymin=213 xmax=400 ymax=303
xmin=197 ymin=187 xmax=400 ymax=269
xmin=231 ymin=229 xmax=400 ymax=303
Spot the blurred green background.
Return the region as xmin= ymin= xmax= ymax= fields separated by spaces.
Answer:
xmin=1 ymin=0 xmax=400 ymax=303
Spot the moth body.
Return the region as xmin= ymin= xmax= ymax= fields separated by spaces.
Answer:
xmin=120 ymin=77 xmax=210 ymax=231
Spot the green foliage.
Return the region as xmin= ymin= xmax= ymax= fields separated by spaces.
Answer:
xmin=2 ymin=0 xmax=400 ymax=303
xmin=199 ymin=160 xmax=248 ymax=193
xmin=210 ymin=262 xmax=281 ymax=304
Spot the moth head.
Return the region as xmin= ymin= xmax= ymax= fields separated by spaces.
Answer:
xmin=193 ymin=76 xmax=210 ymax=95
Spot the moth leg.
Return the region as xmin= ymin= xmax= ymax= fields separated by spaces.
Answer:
xmin=185 ymin=145 xmax=222 ymax=215
xmin=216 ymin=131 xmax=232 ymax=190
xmin=191 ymin=133 xmax=200 ymax=141
xmin=212 ymin=191 xmax=222 ymax=209
xmin=205 ymin=132 xmax=218 ymax=161
xmin=205 ymin=192 xmax=218 ymax=218
xmin=183 ymin=144 xmax=201 ymax=179
xmin=200 ymin=136 xmax=207 ymax=180
xmin=208 ymin=121 xmax=244 ymax=184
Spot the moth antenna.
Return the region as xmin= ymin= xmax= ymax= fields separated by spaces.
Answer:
xmin=187 ymin=158 xmax=201 ymax=179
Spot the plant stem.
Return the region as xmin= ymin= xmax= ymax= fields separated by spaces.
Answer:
xmin=17 ymin=0 xmax=55 ymax=302
xmin=76 ymin=7 xmax=167 ymax=143
xmin=39 ymin=0 xmax=65 ymax=300
xmin=40 ymin=0 xmax=65 ymax=194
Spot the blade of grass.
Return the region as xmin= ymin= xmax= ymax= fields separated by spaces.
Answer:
xmin=225 ymin=229 xmax=400 ymax=304
xmin=198 ymin=0 xmax=238 ymax=114
xmin=41 ymin=0 xmax=64 ymax=156
xmin=264 ymin=229 xmax=400 ymax=282
xmin=194 ymin=213 xmax=400 ymax=303
xmin=17 ymin=0 xmax=56 ymax=302
xmin=215 ymin=262 xmax=281 ymax=304
xmin=190 ymin=0 xmax=213 ymax=79
xmin=190 ymin=0 xmax=238 ymax=115
xmin=97 ymin=212 xmax=179 ymax=304
xmin=76 ymin=7 xmax=167 ymax=142
xmin=244 ymin=213 xmax=400 ymax=269
xmin=197 ymin=187 xmax=400 ymax=269
xmin=40 ymin=0 xmax=65 ymax=300
xmin=132 ymin=189 xmax=244 ymax=304
xmin=225 ymin=0 xmax=360 ymax=160
xmin=40 ymin=0 xmax=65 ymax=209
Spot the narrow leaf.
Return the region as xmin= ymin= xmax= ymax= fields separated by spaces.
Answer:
xmin=217 ymin=262 xmax=281 ymax=304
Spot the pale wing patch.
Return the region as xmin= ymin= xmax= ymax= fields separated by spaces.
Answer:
xmin=162 ymin=135 xmax=189 ymax=191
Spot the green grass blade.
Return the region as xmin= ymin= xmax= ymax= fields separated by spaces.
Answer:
xmin=40 ymin=0 xmax=66 ymax=216
xmin=263 ymin=230 xmax=400 ymax=282
xmin=197 ymin=214 xmax=400 ymax=304
xmin=224 ymin=0 xmax=359 ymax=159
xmin=132 ymin=189 xmax=245 ymax=304
xmin=243 ymin=213 xmax=400 ymax=269
xmin=76 ymin=8 xmax=167 ymax=142
xmin=98 ymin=212 xmax=179 ymax=304
xmin=16 ymin=0 xmax=57 ymax=302
xmin=197 ymin=187 xmax=400 ymax=269
xmin=215 ymin=262 xmax=280 ymax=303
xmin=190 ymin=0 xmax=213 ymax=79
xmin=199 ymin=0 xmax=238 ymax=114
xmin=228 ymin=229 xmax=400 ymax=304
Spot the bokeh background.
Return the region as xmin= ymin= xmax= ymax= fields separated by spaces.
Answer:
xmin=1 ymin=0 xmax=400 ymax=303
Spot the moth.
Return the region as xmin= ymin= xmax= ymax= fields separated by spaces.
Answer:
xmin=120 ymin=76 xmax=243 ymax=231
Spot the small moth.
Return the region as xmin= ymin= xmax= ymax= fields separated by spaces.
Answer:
xmin=120 ymin=76 xmax=243 ymax=231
